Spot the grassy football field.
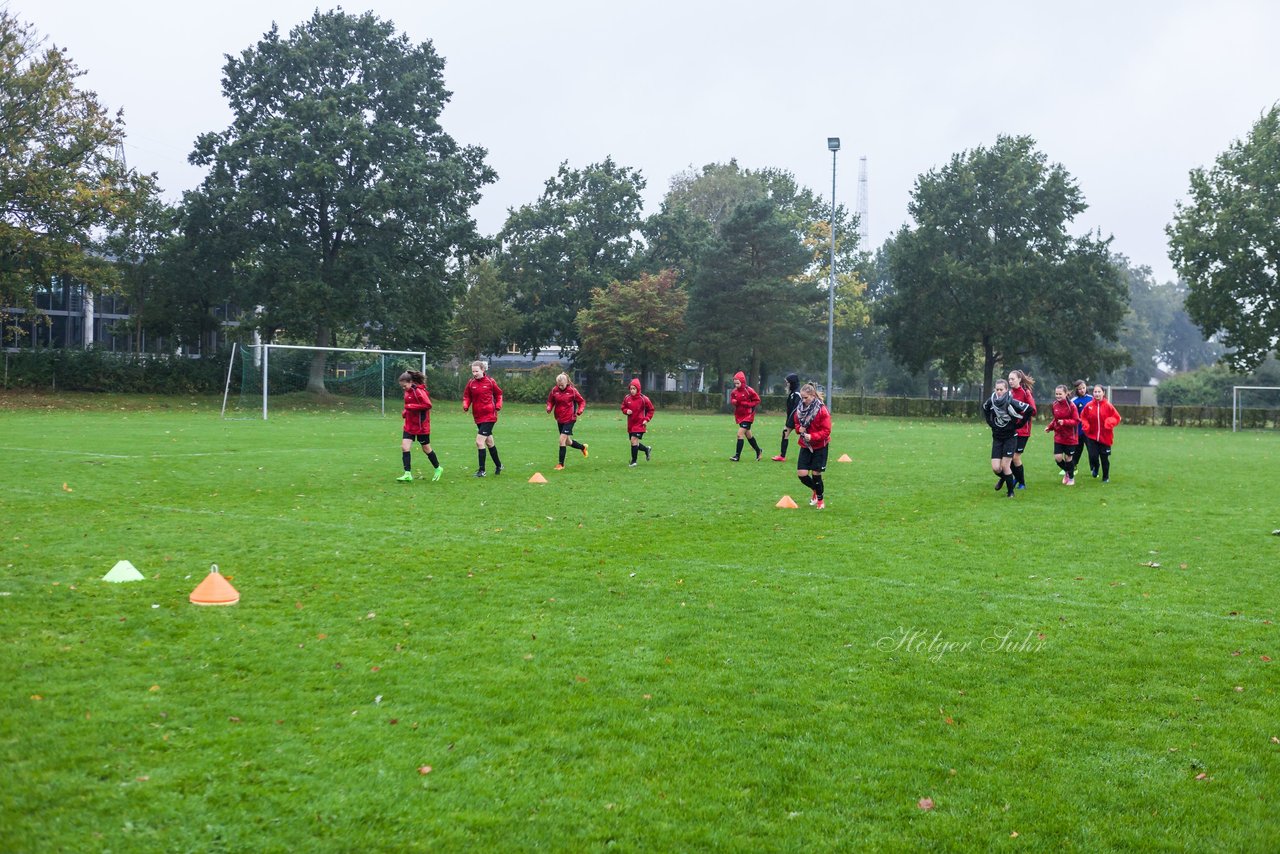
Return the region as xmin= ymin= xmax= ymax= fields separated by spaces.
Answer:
xmin=1 ymin=393 xmax=1277 ymax=851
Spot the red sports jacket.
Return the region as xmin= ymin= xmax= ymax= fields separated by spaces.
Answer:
xmin=792 ymin=404 xmax=831 ymax=450
xmin=1044 ymin=398 xmax=1080 ymax=445
xmin=462 ymin=375 xmax=503 ymax=423
xmin=1012 ymin=386 xmax=1037 ymax=437
xmin=730 ymin=371 xmax=761 ymax=423
xmin=1080 ymin=398 xmax=1122 ymax=445
xmin=620 ymin=387 xmax=654 ymax=433
xmin=402 ymin=384 xmax=432 ymax=435
xmin=546 ymin=384 xmax=586 ymax=423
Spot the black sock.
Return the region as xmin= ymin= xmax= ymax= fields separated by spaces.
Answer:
xmin=570 ymin=440 xmax=583 ymax=450
xmin=477 ymin=449 xmax=486 ymax=471
xmin=798 ymin=474 xmax=815 ymax=489
xmin=640 ymin=443 xmax=650 ymax=454
xmin=748 ymin=436 xmax=761 ymax=454
xmin=426 ymin=450 xmax=439 ymax=468
xmin=735 ymin=439 xmax=744 ymax=457
xmin=402 ymin=451 xmax=412 ymax=471
xmin=779 ymin=437 xmax=789 ymax=458
xmin=631 ymin=445 xmax=638 ymax=463
xmin=1006 ymin=474 xmax=1015 ymax=495
xmin=812 ymin=475 xmax=824 ymax=499
xmin=488 ymin=446 xmax=501 ymax=467
xmin=1012 ymin=463 xmax=1024 ymax=485
xmin=1066 ymin=458 xmax=1076 ymax=479
xmin=559 ymin=446 xmax=566 ymax=465
xmin=1101 ymin=455 xmax=1110 ymax=479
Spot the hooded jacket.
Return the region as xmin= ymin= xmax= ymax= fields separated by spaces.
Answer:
xmin=784 ymin=373 xmax=802 ymax=423
xmin=1080 ymin=397 xmax=1122 ymax=445
xmin=1045 ymin=398 xmax=1080 ymax=445
xmin=620 ymin=379 xmax=654 ymax=433
xmin=462 ymin=374 xmax=503 ymax=423
xmin=401 ymin=384 xmax=432 ymax=435
xmin=729 ymin=371 xmax=761 ymax=423
xmin=546 ymin=383 xmax=586 ymax=423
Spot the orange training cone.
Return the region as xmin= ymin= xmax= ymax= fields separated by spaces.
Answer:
xmin=190 ymin=564 xmax=239 ymax=606
xmin=775 ymin=495 xmax=799 ymax=509
xmin=528 ymin=472 xmax=548 ymax=484
xmin=837 ymin=453 xmax=853 ymax=463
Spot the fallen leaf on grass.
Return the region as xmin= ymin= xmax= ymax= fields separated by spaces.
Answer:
xmin=939 ymin=707 xmax=955 ymax=725
xmin=1010 ymin=831 xmax=1019 ymax=838
xmin=1261 ymin=656 xmax=1272 ymax=662
xmin=30 ymin=695 xmax=42 ymax=701
xmin=1140 ymin=561 xmax=1160 ymax=568
xmin=1234 ymin=686 xmax=1244 ymax=692
xmin=417 ymin=765 xmax=432 ymax=775
xmin=1271 ymin=736 xmax=1279 ymax=744
xmin=574 ymin=675 xmax=589 ymax=683
xmin=228 ymin=716 xmax=241 ymax=723
xmin=917 ymin=797 xmax=935 ymax=811
xmin=62 ymin=483 xmax=72 ymax=492
xmin=1195 ymin=773 xmax=1207 ymax=781
xmin=135 ymin=776 xmax=149 ymax=782
xmin=149 ymin=685 xmax=159 ymax=692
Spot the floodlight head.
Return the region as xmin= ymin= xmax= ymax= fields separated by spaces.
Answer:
xmin=827 ymin=137 xmax=841 ymax=152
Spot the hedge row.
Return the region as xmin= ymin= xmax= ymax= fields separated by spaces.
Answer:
xmin=3 ymin=348 xmax=230 ymax=394
xmin=6 ymin=351 xmax=1276 ymax=428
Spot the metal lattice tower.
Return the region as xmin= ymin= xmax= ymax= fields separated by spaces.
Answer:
xmin=856 ymin=156 xmax=869 ymax=251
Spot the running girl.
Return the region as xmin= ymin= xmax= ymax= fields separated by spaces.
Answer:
xmin=546 ymin=372 xmax=588 ymax=470
xmin=983 ymin=378 xmax=1033 ymax=497
xmin=1008 ymin=369 xmax=1037 ymax=489
xmin=729 ymin=370 xmax=762 ymax=461
xmin=792 ymin=382 xmax=832 ymax=509
xmin=620 ymin=378 xmax=654 ymax=467
xmin=462 ymin=360 xmax=503 ymax=477
xmin=772 ymin=372 xmax=802 ymax=461
xmin=396 ymin=370 xmax=442 ymax=483
xmin=1043 ymin=384 xmax=1080 ymax=485
xmin=1080 ymin=384 xmax=1122 ymax=482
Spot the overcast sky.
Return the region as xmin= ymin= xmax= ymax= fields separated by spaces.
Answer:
xmin=21 ymin=0 xmax=1280 ymax=283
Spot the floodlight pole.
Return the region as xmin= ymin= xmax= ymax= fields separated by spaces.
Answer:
xmin=826 ymin=137 xmax=840 ymax=402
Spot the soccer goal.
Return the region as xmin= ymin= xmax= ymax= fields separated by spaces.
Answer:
xmin=222 ymin=343 xmax=427 ymax=420
xmin=1231 ymin=386 xmax=1280 ymax=431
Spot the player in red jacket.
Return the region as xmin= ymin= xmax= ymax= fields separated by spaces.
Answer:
xmin=462 ymin=360 xmax=504 ymax=477
xmin=1008 ymin=369 xmax=1037 ymax=489
xmin=1079 ymin=384 xmax=1123 ymax=482
xmin=792 ymin=382 xmax=832 ymax=509
xmin=1042 ymin=384 xmax=1080 ymax=485
xmin=546 ymin=372 xmax=588 ymax=470
xmin=728 ymin=370 xmax=763 ymax=461
xmin=395 ymin=370 xmax=443 ymax=483
xmin=620 ymin=378 xmax=654 ymax=467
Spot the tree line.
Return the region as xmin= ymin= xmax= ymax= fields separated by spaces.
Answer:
xmin=2 ymin=8 xmax=1273 ymax=399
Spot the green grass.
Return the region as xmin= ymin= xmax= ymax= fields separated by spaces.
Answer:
xmin=2 ymin=392 xmax=1278 ymax=852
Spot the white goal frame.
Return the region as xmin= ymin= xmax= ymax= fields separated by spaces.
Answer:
xmin=222 ymin=343 xmax=427 ymax=420
xmin=1232 ymin=385 xmax=1280 ymax=432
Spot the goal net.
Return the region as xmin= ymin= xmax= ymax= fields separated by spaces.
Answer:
xmin=1232 ymin=386 xmax=1280 ymax=431
xmin=222 ymin=343 xmax=427 ymax=419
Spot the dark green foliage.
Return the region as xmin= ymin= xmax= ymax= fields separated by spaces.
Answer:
xmin=686 ymin=199 xmax=815 ymax=387
xmin=499 ymin=158 xmax=645 ymax=354
xmin=2 ymin=348 xmax=230 ymax=393
xmin=1168 ymin=104 xmax=1280 ymax=371
xmin=188 ymin=10 xmax=494 ymax=385
xmin=878 ymin=136 xmax=1129 ymax=391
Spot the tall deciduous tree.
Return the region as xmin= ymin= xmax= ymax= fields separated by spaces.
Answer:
xmin=0 ymin=10 xmax=154 ymax=339
xmin=1167 ymin=104 xmax=1280 ymax=372
xmin=576 ymin=268 xmax=687 ymax=380
xmin=685 ymin=198 xmax=813 ymax=388
xmin=878 ymin=135 xmax=1127 ymax=392
xmin=452 ymin=258 xmax=519 ymax=363
xmin=498 ymin=157 xmax=645 ymax=355
xmin=189 ymin=10 xmax=494 ymax=391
